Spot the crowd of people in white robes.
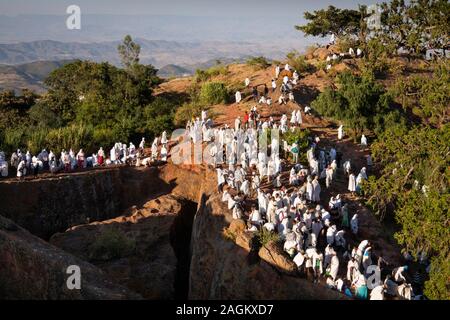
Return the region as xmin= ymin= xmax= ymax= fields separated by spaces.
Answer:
xmin=210 ymin=85 xmax=427 ymax=300
xmin=1 ymin=131 xmax=171 ymax=179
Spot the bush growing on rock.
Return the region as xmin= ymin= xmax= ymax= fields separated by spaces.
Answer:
xmin=89 ymin=228 xmax=136 ymax=261
xmin=256 ymin=228 xmax=280 ymax=247
xmin=286 ymin=51 xmax=315 ymax=74
xmin=246 ymin=56 xmax=271 ymax=70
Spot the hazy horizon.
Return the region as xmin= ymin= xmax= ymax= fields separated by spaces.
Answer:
xmin=0 ymin=1 xmax=382 ymax=44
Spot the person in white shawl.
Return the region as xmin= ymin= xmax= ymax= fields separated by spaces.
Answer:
xmin=306 ymin=177 xmax=314 ymax=202
xmin=290 ymin=110 xmax=297 ymax=125
xmin=159 ymin=131 xmax=167 ymax=145
xmin=361 ymin=134 xmax=367 ymax=147
xmin=356 ymin=168 xmax=367 ymax=192
xmin=338 ymin=125 xmax=344 ymax=140
xmin=139 ymin=137 xmax=145 ymax=150
xmin=348 ymin=173 xmax=356 ymax=193
xmin=329 ymin=254 xmax=340 ymax=281
xmin=160 ymin=145 xmax=168 ymax=162
xmin=0 ymin=152 xmax=8 ymax=177
xmin=343 ymin=159 xmax=351 ymax=176
xmin=17 ymin=159 xmax=26 ymax=178
xmin=235 ymin=91 xmax=242 ymax=103
xmin=240 ymin=179 xmax=250 ymax=196
xmin=221 ymin=189 xmax=231 ymax=203
xmin=252 ymin=173 xmax=260 ymax=191
xmin=370 ymin=283 xmax=385 ymax=300
xmin=326 ymin=224 xmax=337 ymax=245
xmin=296 ymin=109 xmax=302 ymax=125
xmin=312 ymin=176 xmax=321 ymax=202
xmin=257 ymin=189 xmax=268 ymax=216
xmin=325 ymin=166 xmax=334 ymax=188
xmin=151 ymin=140 xmax=158 ymax=161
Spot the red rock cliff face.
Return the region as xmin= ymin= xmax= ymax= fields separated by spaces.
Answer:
xmin=0 ymin=166 xmax=186 ymax=239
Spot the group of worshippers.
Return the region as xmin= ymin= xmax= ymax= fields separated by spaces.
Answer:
xmin=235 ymin=64 xmax=299 ymax=107
xmin=209 ymin=109 xmax=423 ymax=300
xmin=325 ymin=34 xmax=364 ymax=71
xmin=1 ymin=131 xmax=170 ymax=179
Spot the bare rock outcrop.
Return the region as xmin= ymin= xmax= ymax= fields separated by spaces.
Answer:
xmin=0 ymin=214 xmax=142 ymax=299
xmin=50 ymin=194 xmax=190 ymax=299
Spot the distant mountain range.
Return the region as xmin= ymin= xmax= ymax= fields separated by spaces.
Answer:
xmin=0 ymin=56 xmax=248 ymax=93
xmin=0 ymin=39 xmax=293 ymax=67
xmin=0 ymin=60 xmax=74 ymax=93
xmin=0 ymin=39 xmax=286 ymax=92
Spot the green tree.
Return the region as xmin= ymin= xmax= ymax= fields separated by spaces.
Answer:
xmin=311 ymin=72 xmax=396 ymax=138
xmin=296 ymin=5 xmax=366 ymax=40
xmin=364 ymin=125 xmax=449 ymax=299
xmin=118 ymin=35 xmax=141 ymax=71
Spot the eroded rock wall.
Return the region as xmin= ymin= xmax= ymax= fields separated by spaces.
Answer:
xmin=0 ymin=166 xmax=180 ymax=239
xmin=0 ymin=215 xmax=142 ymax=300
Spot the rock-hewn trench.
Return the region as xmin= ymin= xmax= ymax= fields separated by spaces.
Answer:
xmin=0 ymin=163 xmax=347 ymax=300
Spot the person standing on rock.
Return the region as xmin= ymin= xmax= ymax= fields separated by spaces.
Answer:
xmin=139 ymin=137 xmax=145 ymax=151
xmin=245 ymin=77 xmax=250 ymax=87
xmin=252 ymin=87 xmax=258 ymax=102
xmin=275 ymin=65 xmax=280 ymax=79
xmin=151 ymin=140 xmax=158 ymax=161
xmin=17 ymin=159 xmax=26 ymax=179
xmin=235 ymin=90 xmax=242 ymax=104
xmin=338 ymin=124 xmax=344 ymax=140
xmin=263 ymin=84 xmax=269 ymax=97
xmin=361 ymin=134 xmax=368 ymax=148
xmin=295 ymin=109 xmax=302 ymax=126
xmin=160 ymin=144 xmax=168 ymax=162
xmin=76 ymin=149 xmax=85 ymax=169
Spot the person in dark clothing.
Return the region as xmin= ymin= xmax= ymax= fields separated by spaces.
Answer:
xmin=252 ymin=87 xmax=258 ymax=101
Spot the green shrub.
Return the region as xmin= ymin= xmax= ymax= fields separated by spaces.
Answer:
xmin=89 ymin=228 xmax=135 ymax=261
xmin=286 ymin=51 xmax=315 ymax=74
xmin=256 ymin=228 xmax=280 ymax=247
xmin=92 ymin=128 xmax=116 ymax=150
xmin=26 ymin=127 xmax=50 ymax=154
xmin=199 ymin=82 xmax=229 ymax=105
xmin=336 ymin=35 xmax=359 ymax=54
xmin=174 ymin=101 xmax=205 ymax=127
xmin=282 ymin=128 xmax=311 ymax=163
xmin=246 ymin=56 xmax=271 ymax=70
xmin=45 ymin=124 xmax=94 ymax=153
xmin=194 ymin=65 xmax=229 ymax=83
xmin=3 ymin=127 xmax=27 ymax=152
xmin=311 ymin=72 xmax=397 ymax=138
